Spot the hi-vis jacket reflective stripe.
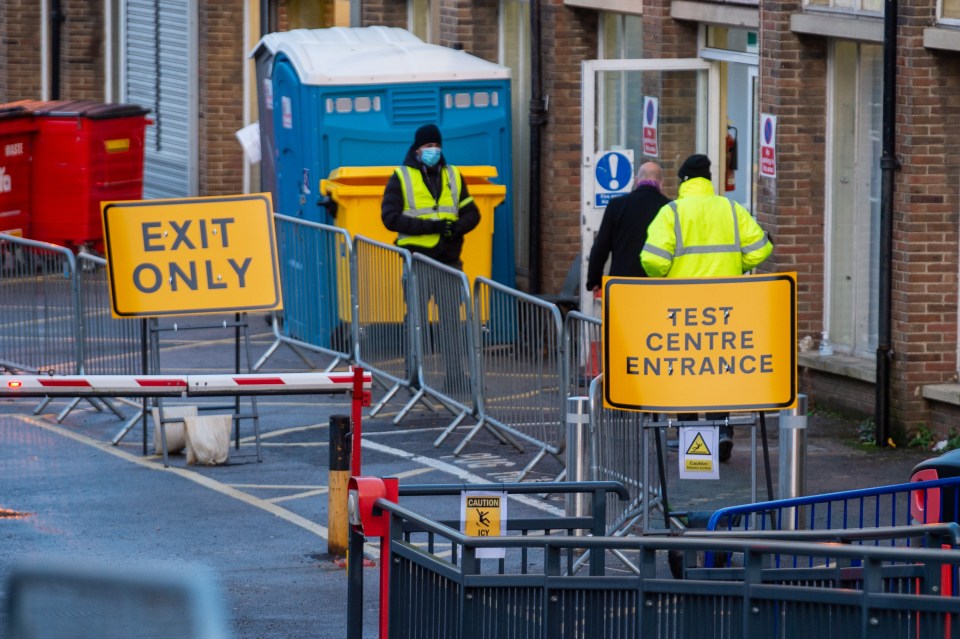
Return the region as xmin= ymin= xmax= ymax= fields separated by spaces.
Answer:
xmin=395 ymin=165 xmax=473 ymax=249
xmin=640 ymin=177 xmax=772 ymax=278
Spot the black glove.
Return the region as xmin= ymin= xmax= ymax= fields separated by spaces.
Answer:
xmin=440 ymin=220 xmax=456 ymax=238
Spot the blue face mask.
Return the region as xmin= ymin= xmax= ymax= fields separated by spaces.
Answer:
xmin=420 ymin=147 xmax=441 ymax=167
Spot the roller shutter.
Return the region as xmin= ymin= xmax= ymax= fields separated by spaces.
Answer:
xmin=124 ymin=0 xmax=198 ymax=198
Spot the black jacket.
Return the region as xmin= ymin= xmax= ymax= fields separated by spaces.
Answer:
xmin=380 ymin=144 xmax=481 ymax=267
xmin=585 ymin=184 xmax=670 ymax=291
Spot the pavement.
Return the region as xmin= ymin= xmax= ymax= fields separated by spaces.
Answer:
xmin=0 ymin=312 xmax=942 ymax=638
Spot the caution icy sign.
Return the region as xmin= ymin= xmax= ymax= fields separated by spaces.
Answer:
xmin=603 ymin=273 xmax=797 ymax=412
xmin=460 ymin=491 xmax=507 ymax=559
xmin=101 ymin=194 xmax=282 ymax=317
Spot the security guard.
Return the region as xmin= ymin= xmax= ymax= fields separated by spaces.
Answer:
xmin=381 ymin=124 xmax=480 ymax=268
xmin=641 ymin=153 xmax=773 ymax=461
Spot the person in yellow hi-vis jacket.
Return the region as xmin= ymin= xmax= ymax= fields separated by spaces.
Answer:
xmin=640 ymin=153 xmax=773 ymax=461
xmin=381 ymin=124 xmax=481 ymax=269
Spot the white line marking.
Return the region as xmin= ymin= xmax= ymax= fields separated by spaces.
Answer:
xmin=360 ymin=439 xmax=564 ymax=516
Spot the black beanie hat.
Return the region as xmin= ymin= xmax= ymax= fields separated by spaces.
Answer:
xmin=678 ymin=154 xmax=712 ymax=181
xmin=413 ymin=124 xmax=442 ymax=149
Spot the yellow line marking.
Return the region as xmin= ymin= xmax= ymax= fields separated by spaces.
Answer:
xmin=389 ymin=467 xmax=437 ymax=480
xmin=15 ymin=415 xmax=330 ymax=540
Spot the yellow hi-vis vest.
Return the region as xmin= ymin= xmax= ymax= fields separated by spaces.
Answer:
xmin=641 ymin=177 xmax=772 ymax=278
xmin=395 ymin=165 xmax=470 ymax=249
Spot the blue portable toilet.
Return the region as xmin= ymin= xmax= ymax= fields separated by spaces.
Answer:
xmin=254 ymin=26 xmax=515 ymax=287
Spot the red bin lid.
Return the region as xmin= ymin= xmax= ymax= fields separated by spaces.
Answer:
xmin=31 ymin=100 xmax=150 ymax=120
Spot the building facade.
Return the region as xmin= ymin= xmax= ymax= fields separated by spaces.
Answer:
xmin=3 ymin=0 xmax=960 ymax=441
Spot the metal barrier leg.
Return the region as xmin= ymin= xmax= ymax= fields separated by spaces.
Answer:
xmin=252 ymin=339 xmax=282 ymax=371
xmin=393 ymin=387 xmax=427 ymax=424
xmin=368 ymin=382 xmax=401 ymax=417
xmin=112 ymin=408 xmax=144 ymax=445
xmin=99 ymin=397 xmax=126 ymax=419
xmin=32 ymin=397 xmax=52 ymax=415
xmin=433 ymin=411 xmax=469 ymax=447
xmin=54 ymin=397 xmax=83 ymax=423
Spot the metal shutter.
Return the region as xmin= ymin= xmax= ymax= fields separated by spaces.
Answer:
xmin=124 ymin=0 xmax=198 ymax=198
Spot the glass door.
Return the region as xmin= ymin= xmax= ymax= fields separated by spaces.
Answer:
xmin=580 ymin=58 xmax=719 ymax=310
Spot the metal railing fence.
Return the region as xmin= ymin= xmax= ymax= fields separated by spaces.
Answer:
xmin=376 ymin=494 xmax=960 ymax=639
xmin=254 ymin=215 xmax=356 ymax=372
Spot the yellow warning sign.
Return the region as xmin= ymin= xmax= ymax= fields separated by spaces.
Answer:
xmin=101 ymin=194 xmax=282 ymax=318
xmin=685 ymin=433 xmax=711 ymax=456
xmin=685 ymin=458 xmax=714 ymax=472
xmin=463 ymin=495 xmax=503 ymax=537
xmin=603 ymin=273 xmax=797 ymax=412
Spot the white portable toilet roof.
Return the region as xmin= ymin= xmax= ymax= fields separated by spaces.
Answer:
xmin=250 ymin=27 xmax=509 ymax=86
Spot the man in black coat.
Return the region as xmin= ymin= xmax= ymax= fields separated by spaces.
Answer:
xmin=585 ymin=161 xmax=669 ymax=292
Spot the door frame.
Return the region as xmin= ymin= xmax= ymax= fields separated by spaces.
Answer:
xmin=580 ymin=57 xmax=719 ymax=314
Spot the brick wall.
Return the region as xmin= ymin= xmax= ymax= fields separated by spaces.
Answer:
xmin=757 ymin=0 xmax=827 ymax=349
xmin=889 ymin=0 xmax=960 ymax=432
xmin=537 ymin=2 xmax=597 ymax=294
xmin=361 ymin=0 xmax=407 ymax=28
xmin=0 ymin=1 xmax=102 ymax=102
xmin=59 ymin=0 xmax=104 ymax=100
xmin=0 ymin=0 xmax=43 ymax=101
xmin=444 ymin=0 xmax=499 ymax=61
xmin=198 ymin=2 xmax=245 ymax=196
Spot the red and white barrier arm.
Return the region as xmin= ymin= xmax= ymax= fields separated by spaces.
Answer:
xmin=1 ymin=371 xmax=373 ymax=398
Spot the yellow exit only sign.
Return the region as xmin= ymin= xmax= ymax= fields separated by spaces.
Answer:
xmin=101 ymin=194 xmax=282 ymax=318
xmin=603 ymin=273 xmax=797 ymax=412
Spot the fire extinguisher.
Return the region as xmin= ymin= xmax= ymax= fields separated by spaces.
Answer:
xmin=725 ymin=125 xmax=738 ymax=192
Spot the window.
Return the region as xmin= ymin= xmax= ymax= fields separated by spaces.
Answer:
xmin=805 ymin=0 xmax=882 ymax=14
xmin=597 ymin=13 xmax=645 ymax=157
xmin=826 ymin=40 xmax=882 ymax=357
xmin=942 ymin=0 xmax=960 ymax=21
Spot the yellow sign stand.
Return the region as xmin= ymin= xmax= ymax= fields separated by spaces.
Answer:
xmin=603 ymin=273 xmax=797 ymax=412
xmin=101 ymin=194 xmax=282 ymax=318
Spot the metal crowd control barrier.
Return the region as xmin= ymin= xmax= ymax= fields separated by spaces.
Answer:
xmin=586 ymin=375 xmax=666 ymax=536
xmin=466 ymin=277 xmax=565 ymax=480
xmin=561 ymin=310 xmax=602 ymax=399
xmin=561 ymin=311 xmax=664 ymax=533
xmin=398 ymin=254 xmax=486 ymax=436
xmin=0 ymin=234 xmax=81 ymax=376
xmin=254 ymin=215 xmax=356 ymax=372
xmin=356 ymin=488 xmax=960 ymax=638
xmin=352 ymin=236 xmax=419 ymax=416
xmin=43 ymin=251 xmax=142 ymax=423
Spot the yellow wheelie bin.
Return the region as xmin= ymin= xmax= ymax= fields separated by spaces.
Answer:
xmin=321 ymin=166 xmax=504 ymax=324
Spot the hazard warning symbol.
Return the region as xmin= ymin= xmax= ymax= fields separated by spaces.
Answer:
xmin=679 ymin=427 xmax=719 ymax=480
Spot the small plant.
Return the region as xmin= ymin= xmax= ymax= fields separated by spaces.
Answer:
xmin=857 ymin=418 xmax=876 ymax=445
xmin=908 ymin=424 xmax=935 ymax=449
xmin=945 ymin=429 xmax=960 ymax=452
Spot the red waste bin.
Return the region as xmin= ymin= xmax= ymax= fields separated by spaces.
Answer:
xmin=0 ymin=104 xmax=38 ymax=238
xmin=26 ymin=100 xmax=150 ymax=252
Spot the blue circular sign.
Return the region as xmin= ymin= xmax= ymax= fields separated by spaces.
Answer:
xmin=764 ymin=118 xmax=774 ymax=144
xmin=595 ymin=152 xmax=632 ymax=192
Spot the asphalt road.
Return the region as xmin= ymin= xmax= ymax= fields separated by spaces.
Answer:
xmin=0 ymin=313 xmax=937 ymax=638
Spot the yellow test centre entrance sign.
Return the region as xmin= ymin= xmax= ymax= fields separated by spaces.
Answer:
xmin=101 ymin=194 xmax=282 ymax=317
xmin=603 ymin=273 xmax=797 ymax=412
